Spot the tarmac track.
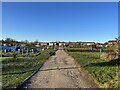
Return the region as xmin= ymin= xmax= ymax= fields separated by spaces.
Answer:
xmin=23 ymin=49 xmax=98 ymax=88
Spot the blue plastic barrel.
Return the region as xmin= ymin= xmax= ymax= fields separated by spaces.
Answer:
xmin=100 ymin=48 xmax=103 ymax=53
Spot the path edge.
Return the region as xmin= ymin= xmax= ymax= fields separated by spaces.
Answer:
xmin=65 ymin=50 xmax=100 ymax=88
xmin=15 ymin=56 xmax=53 ymax=89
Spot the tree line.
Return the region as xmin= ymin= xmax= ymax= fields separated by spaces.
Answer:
xmin=0 ymin=38 xmax=39 ymax=47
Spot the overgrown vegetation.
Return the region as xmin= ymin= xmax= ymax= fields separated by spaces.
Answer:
xmin=2 ymin=49 xmax=55 ymax=88
xmin=67 ymin=51 xmax=118 ymax=88
xmin=100 ymin=38 xmax=119 ymax=61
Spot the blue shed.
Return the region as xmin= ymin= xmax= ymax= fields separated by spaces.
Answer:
xmin=10 ymin=46 xmax=22 ymax=52
xmin=0 ymin=46 xmax=11 ymax=52
xmin=0 ymin=46 xmax=22 ymax=52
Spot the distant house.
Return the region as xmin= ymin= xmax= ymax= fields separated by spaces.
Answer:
xmin=95 ymin=43 xmax=104 ymax=48
xmin=68 ymin=42 xmax=76 ymax=48
xmin=49 ymin=42 xmax=54 ymax=46
xmin=40 ymin=42 xmax=48 ymax=46
xmin=103 ymin=40 xmax=117 ymax=48
xmin=35 ymin=44 xmax=40 ymax=47
xmin=108 ymin=40 xmax=117 ymax=45
xmin=81 ymin=42 xmax=95 ymax=47
xmin=62 ymin=42 xmax=66 ymax=46
xmin=35 ymin=43 xmax=41 ymax=47
xmin=104 ymin=42 xmax=108 ymax=47
xmin=56 ymin=42 xmax=59 ymax=46
xmin=58 ymin=42 xmax=62 ymax=46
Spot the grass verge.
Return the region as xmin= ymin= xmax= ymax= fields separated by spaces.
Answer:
xmin=67 ymin=51 xmax=119 ymax=88
xmin=2 ymin=49 xmax=55 ymax=88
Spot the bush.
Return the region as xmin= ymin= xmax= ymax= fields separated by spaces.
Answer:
xmin=100 ymin=52 xmax=118 ymax=61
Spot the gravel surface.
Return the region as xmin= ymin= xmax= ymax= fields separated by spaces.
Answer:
xmin=23 ymin=49 xmax=99 ymax=88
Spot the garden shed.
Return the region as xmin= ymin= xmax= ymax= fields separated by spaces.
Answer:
xmin=0 ymin=46 xmax=22 ymax=52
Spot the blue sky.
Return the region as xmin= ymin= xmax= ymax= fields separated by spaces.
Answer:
xmin=2 ymin=2 xmax=118 ymax=42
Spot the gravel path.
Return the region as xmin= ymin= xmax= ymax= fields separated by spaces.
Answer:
xmin=23 ymin=49 xmax=99 ymax=88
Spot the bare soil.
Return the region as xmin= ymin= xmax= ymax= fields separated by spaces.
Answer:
xmin=23 ymin=49 xmax=99 ymax=88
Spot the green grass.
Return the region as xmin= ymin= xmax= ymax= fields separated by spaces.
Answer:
xmin=67 ymin=51 xmax=119 ymax=88
xmin=64 ymin=47 xmax=112 ymax=51
xmin=2 ymin=49 xmax=55 ymax=88
xmin=1 ymin=52 xmax=42 ymax=57
xmin=64 ymin=47 xmax=88 ymax=50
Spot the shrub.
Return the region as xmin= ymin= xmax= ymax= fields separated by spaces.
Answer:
xmin=100 ymin=52 xmax=118 ymax=61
